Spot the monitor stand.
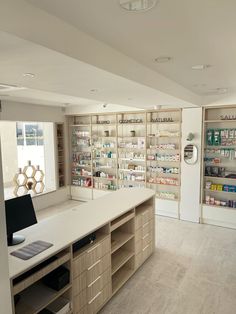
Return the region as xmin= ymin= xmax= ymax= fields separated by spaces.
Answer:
xmin=8 ymin=234 xmax=25 ymax=246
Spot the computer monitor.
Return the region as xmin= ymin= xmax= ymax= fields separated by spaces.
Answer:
xmin=5 ymin=194 xmax=37 ymax=246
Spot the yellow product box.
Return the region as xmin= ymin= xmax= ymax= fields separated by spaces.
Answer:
xmin=210 ymin=184 xmax=217 ymax=191
xmin=216 ymin=184 xmax=223 ymax=191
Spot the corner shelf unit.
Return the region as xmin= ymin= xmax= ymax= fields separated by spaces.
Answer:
xmin=56 ymin=123 xmax=65 ymax=188
xmin=68 ymin=109 xmax=182 ymax=203
xmin=201 ymin=106 xmax=236 ymax=227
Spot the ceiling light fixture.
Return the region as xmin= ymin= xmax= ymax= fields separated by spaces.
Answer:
xmin=23 ymin=73 xmax=36 ymax=78
xmin=119 ymin=0 xmax=159 ymax=12
xmin=90 ymin=89 xmax=98 ymax=93
xmin=191 ymin=64 xmax=211 ymax=70
xmin=155 ymin=56 xmax=172 ymax=63
xmin=214 ymin=88 xmax=228 ymax=94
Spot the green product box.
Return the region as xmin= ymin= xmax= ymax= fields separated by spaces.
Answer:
xmin=213 ymin=129 xmax=221 ymax=146
xmin=207 ymin=129 xmax=214 ymax=146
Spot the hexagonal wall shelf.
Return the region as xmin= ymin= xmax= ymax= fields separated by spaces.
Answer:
xmin=13 ymin=161 xmax=45 ymax=197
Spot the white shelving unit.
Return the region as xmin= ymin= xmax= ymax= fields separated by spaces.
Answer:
xmin=201 ymin=106 xmax=236 ymax=228
xmin=146 ymin=109 xmax=181 ymax=203
xmin=92 ymin=114 xmax=118 ymax=192
xmin=69 ymin=115 xmax=93 ymax=201
xmin=117 ymin=112 xmax=146 ymax=189
xmin=68 ymin=110 xmax=182 ymax=212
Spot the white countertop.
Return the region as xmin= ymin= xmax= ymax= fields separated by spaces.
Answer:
xmin=8 ymin=188 xmax=154 ymax=279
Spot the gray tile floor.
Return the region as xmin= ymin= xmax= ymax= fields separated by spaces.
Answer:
xmin=100 ymin=216 xmax=236 ymax=314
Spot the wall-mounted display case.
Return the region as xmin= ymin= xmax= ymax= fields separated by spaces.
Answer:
xmin=201 ymin=106 xmax=236 ymax=228
xmin=68 ymin=109 xmax=182 ymax=204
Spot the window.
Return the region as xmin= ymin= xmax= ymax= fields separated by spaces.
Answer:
xmin=0 ymin=121 xmax=56 ymax=199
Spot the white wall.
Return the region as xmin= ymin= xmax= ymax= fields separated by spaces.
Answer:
xmin=180 ymin=108 xmax=202 ymax=222
xmin=65 ymin=104 xmax=143 ymax=115
xmin=0 ymin=122 xmax=18 ymax=185
xmin=0 ymin=101 xmax=70 ymax=210
xmin=0 ymin=142 xmax=13 ymax=314
xmin=0 ymin=100 xmax=65 ymax=123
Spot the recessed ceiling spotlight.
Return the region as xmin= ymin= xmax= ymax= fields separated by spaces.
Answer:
xmin=193 ymin=83 xmax=207 ymax=88
xmin=215 ymin=87 xmax=228 ymax=94
xmin=191 ymin=64 xmax=211 ymax=70
xmin=90 ymin=89 xmax=98 ymax=93
xmin=205 ymin=87 xmax=228 ymax=95
xmin=103 ymin=104 xmax=108 ymax=108
xmin=155 ymin=56 xmax=172 ymax=63
xmin=119 ymin=0 xmax=159 ymax=12
xmin=23 ymin=73 xmax=36 ymax=78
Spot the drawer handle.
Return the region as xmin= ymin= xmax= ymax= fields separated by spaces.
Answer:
xmin=87 ymin=259 xmax=101 ymax=271
xmin=142 ymin=222 xmax=149 ymax=228
xmin=87 ymin=243 xmax=101 ymax=253
xmin=142 ymin=244 xmax=150 ymax=251
xmin=88 ymin=275 xmax=101 ymax=288
xmin=88 ymin=291 xmax=102 ymax=305
xmin=142 ymin=233 xmax=149 ymax=240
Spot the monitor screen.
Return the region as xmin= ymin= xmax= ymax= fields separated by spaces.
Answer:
xmin=5 ymin=194 xmax=37 ymax=245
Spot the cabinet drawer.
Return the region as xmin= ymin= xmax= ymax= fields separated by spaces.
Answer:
xmin=135 ymin=220 xmax=154 ymax=242
xmin=142 ymin=220 xmax=154 ymax=237
xmin=87 ymin=283 xmax=111 ymax=314
xmin=142 ymin=241 xmax=153 ymax=262
xmin=73 ymin=254 xmax=87 ymax=279
xmin=87 ymin=268 xmax=110 ymax=301
xmin=74 ymin=288 xmax=87 ymax=313
xmin=135 ymin=230 xmax=153 ymax=254
xmin=73 ymin=271 xmax=87 ymax=297
xmin=86 ymin=237 xmax=110 ymax=270
xmin=87 ymin=253 xmax=110 ymax=286
xmin=135 ymin=241 xmax=153 ymax=269
xmin=135 ymin=252 xmax=143 ymax=269
xmin=73 ymin=236 xmax=110 ymax=279
xmin=135 ymin=206 xmax=153 ymax=230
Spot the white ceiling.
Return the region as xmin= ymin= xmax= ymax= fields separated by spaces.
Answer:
xmin=0 ymin=31 xmax=196 ymax=108
xmin=0 ymin=0 xmax=235 ymax=108
xmin=27 ymin=0 xmax=236 ymax=97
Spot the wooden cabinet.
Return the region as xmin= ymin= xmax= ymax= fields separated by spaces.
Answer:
xmin=12 ymin=247 xmax=72 ymax=314
xmin=135 ymin=199 xmax=155 ymax=269
xmin=11 ymin=192 xmax=155 ymax=314
xmin=73 ymin=234 xmax=111 ymax=314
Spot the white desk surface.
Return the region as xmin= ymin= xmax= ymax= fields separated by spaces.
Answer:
xmin=8 ymin=188 xmax=154 ymax=279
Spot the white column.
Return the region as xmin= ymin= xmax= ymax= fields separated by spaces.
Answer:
xmin=180 ymin=108 xmax=202 ymax=222
xmin=0 ymin=140 xmax=13 ymax=313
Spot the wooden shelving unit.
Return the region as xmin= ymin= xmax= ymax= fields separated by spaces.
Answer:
xmin=56 ymin=123 xmax=65 ymax=188
xmin=13 ymin=247 xmax=72 ymax=314
xmin=69 ymin=115 xmax=93 ymax=191
xmin=110 ymin=209 xmax=135 ymax=295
